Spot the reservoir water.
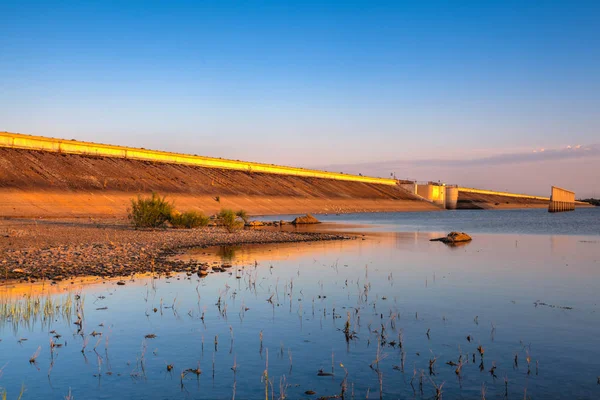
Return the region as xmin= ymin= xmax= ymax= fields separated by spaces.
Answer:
xmin=261 ymin=207 xmax=600 ymax=236
xmin=1 ymin=208 xmax=599 ymax=399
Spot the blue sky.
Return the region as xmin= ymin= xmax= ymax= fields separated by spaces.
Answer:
xmin=1 ymin=1 xmax=599 ymax=195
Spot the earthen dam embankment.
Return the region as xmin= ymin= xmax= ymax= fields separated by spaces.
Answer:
xmin=0 ymin=133 xmax=437 ymax=218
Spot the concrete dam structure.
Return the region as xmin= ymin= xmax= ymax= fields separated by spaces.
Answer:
xmin=407 ymin=184 xmax=586 ymax=211
xmin=0 ymin=132 xmax=587 ymax=218
xmin=549 ymin=186 xmax=575 ymax=212
xmin=0 ymin=132 xmax=396 ymax=185
xmin=370 ymin=179 xmax=563 ymax=211
xmin=414 ymin=182 xmax=459 ymax=209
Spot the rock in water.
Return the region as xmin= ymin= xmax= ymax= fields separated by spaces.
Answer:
xmin=430 ymin=232 xmax=472 ymax=244
xmin=291 ymin=214 xmax=321 ymax=225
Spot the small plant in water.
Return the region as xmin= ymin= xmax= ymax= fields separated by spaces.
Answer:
xmin=29 ymin=346 xmax=41 ymax=364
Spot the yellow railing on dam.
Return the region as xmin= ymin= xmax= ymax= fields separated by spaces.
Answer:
xmin=457 ymin=187 xmax=550 ymax=201
xmin=0 ymin=132 xmax=397 ymax=185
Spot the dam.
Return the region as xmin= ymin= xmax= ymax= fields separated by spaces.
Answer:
xmin=0 ymin=132 xmax=433 ymax=218
xmin=400 ymin=182 xmax=587 ymax=211
xmin=549 ymin=186 xmax=575 ymax=212
xmin=0 ymin=132 xmax=588 ymax=218
xmin=0 ymin=132 xmax=396 ymax=185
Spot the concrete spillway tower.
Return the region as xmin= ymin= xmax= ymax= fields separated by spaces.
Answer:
xmin=445 ymin=186 xmax=459 ymax=209
xmin=549 ymin=186 xmax=575 ymax=212
xmin=416 ymin=182 xmax=457 ymax=209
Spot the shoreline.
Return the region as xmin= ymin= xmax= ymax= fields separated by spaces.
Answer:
xmin=0 ymin=218 xmax=352 ymax=284
xmin=1 ymin=200 xmax=591 ymax=223
xmin=3 ymin=206 xmax=597 ymax=286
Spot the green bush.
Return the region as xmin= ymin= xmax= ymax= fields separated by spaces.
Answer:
xmin=235 ymin=209 xmax=249 ymax=223
xmin=218 ymin=208 xmax=244 ymax=232
xmin=170 ymin=211 xmax=210 ymax=229
xmin=128 ymin=193 xmax=174 ymax=228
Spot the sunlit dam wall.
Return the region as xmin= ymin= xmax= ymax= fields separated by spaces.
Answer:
xmin=416 ymin=184 xmax=555 ymax=210
xmin=416 ymin=183 xmax=458 ymax=209
xmin=0 ymin=132 xmax=397 ymax=186
xmin=549 ymin=186 xmax=575 ymax=213
xmin=456 ymin=187 xmax=551 ymax=201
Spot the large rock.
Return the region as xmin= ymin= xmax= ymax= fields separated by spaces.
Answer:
xmin=291 ymin=214 xmax=321 ymax=225
xmin=245 ymin=220 xmax=264 ymax=227
xmin=430 ymin=231 xmax=472 ymax=244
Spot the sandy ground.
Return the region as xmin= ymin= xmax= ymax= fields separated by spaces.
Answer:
xmin=0 ymin=189 xmax=439 ymax=218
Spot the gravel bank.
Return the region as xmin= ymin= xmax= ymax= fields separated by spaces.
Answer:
xmin=0 ymin=218 xmax=351 ymax=282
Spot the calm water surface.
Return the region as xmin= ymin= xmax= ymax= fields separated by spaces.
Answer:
xmin=260 ymin=207 xmax=600 ymax=236
xmin=1 ymin=210 xmax=600 ymax=399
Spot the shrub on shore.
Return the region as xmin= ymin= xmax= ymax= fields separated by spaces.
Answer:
xmin=580 ymin=198 xmax=600 ymax=206
xmin=128 ymin=193 xmax=245 ymax=231
xmin=218 ymin=209 xmax=244 ymax=232
xmin=235 ymin=209 xmax=249 ymax=224
xmin=170 ymin=211 xmax=210 ymax=229
xmin=128 ymin=193 xmax=174 ymax=228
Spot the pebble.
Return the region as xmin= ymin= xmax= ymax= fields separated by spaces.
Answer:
xmin=0 ymin=221 xmax=351 ymax=281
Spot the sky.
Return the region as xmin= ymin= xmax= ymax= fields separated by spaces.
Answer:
xmin=1 ymin=1 xmax=599 ymax=197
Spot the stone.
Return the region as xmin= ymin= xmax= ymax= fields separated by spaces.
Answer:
xmin=430 ymin=232 xmax=472 ymax=244
xmin=291 ymin=214 xmax=321 ymax=225
xmin=245 ymin=220 xmax=264 ymax=227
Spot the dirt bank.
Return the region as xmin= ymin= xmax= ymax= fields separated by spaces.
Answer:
xmin=0 ymin=218 xmax=351 ymax=282
xmin=0 ymin=148 xmax=437 ymax=218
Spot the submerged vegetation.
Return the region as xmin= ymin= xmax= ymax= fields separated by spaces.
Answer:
xmin=0 ymin=385 xmax=24 ymax=400
xmin=0 ymin=229 xmax=596 ymax=399
xmin=0 ymin=294 xmax=78 ymax=333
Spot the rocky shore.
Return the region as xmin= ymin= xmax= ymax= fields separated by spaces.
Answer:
xmin=0 ymin=218 xmax=351 ymax=283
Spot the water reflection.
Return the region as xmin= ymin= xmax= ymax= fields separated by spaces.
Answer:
xmin=0 ymin=232 xmax=599 ymax=399
xmin=216 ymin=245 xmax=237 ymax=261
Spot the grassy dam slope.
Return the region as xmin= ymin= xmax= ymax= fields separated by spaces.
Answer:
xmin=0 ymin=134 xmax=437 ymax=218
